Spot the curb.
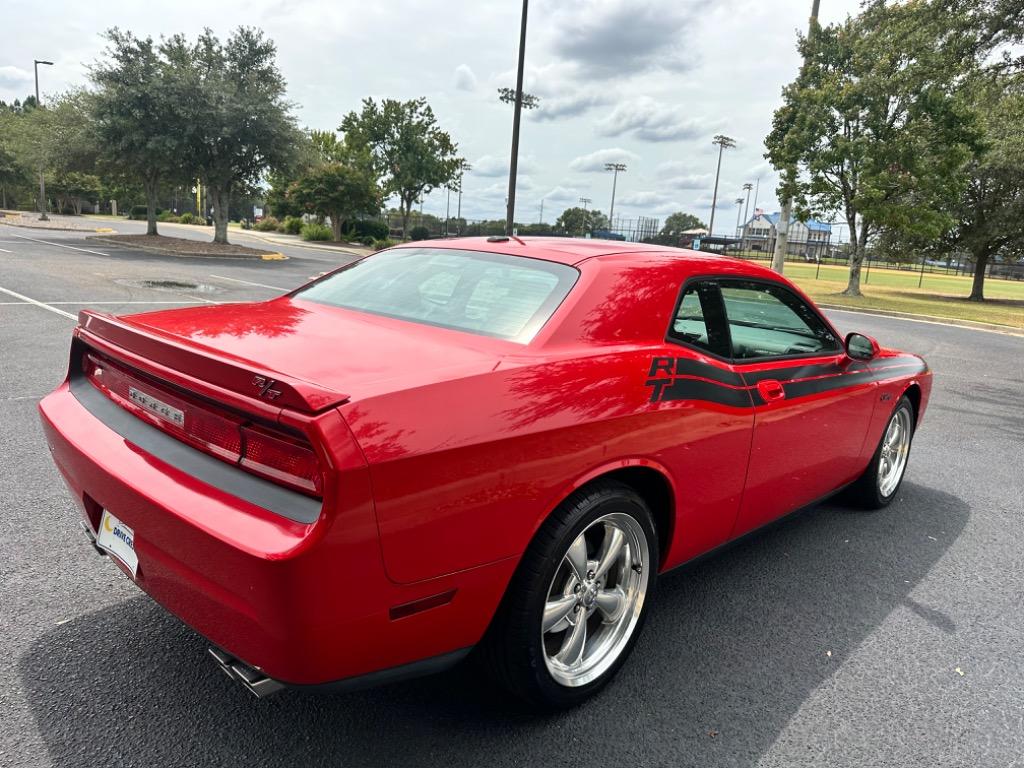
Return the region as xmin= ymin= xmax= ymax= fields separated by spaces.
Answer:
xmin=0 ymin=221 xmax=113 ymax=234
xmin=88 ymin=236 xmax=287 ymax=261
xmin=818 ymin=302 xmax=1024 ymax=337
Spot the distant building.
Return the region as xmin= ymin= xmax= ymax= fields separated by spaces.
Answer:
xmin=742 ymin=211 xmax=833 ymax=258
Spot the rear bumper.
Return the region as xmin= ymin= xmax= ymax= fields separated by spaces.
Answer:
xmin=39 ymin=381 xmax=516 ymax=687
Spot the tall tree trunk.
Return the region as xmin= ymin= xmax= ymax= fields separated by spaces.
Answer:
xmin=330 ymin=213 xmax=342 ymax=242
xmin=842 ymin=220 xmax=870 ymax=297
xmin=969 ymin=246 xmax=989 ymax=301
xmin=144 ymin=178 xmax=159 ymax=236
xmin=771 ymin=197 xmax=792 ymax=274
xmin=211 ymin=186 xmax=230 ymax=244
xmin=400 ymin=199 xmax=411 ymax=240
xmin=1 ymin=184 xmax=6 ymax=209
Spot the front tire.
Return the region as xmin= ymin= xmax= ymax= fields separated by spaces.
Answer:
xmin=846 ymin=394 xmax=916 ymax=509
xmin=481 ymin=480 xmax=658 ymax=710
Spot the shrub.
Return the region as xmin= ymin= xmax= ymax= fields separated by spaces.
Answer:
xmin=253 ymin=216 xmax=280 ymax=232
xmin=280 ymin=215 xmax=304 ymax=235
xmin=178 ymin=212 xmax=197 ymax=225
xmin=156 ymin=211 xmax=181 ymax=223
xmin=372 ymin=237 xmax=397 ymax=250
xmin=361 ymin=235 xmax=376 ymax=247
xmin=129 ymin=205 xmax=163 ymax=220
xmin=351 ymin=219 xmax=390 ymax=241
xmin=301 ymin=222 xmax=333 ymax=241
xmin=409 ymin=225 xmax=431 ymax=241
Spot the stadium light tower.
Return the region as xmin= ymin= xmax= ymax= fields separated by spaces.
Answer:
xmin=604 ymin=162 xmax=626 ymax=231
xmin=504 ymin=0 xmax=530 ymax=235
xmin=33 ymin=59 xmax=53 ymax=221
xmin=707 ymin=134 xmax=736 ymax=237
xmin=734 ymin=197 xmax=745 ymax=237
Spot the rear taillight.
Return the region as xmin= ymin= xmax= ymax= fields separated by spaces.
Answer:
xmin=82 ymin=351 xmax=323 ymax=498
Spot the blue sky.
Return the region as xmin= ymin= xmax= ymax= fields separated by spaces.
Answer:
xmin=1 ymin=0 xmax=862 ymax=232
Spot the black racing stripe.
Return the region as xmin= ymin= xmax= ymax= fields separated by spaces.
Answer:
xmin=647 ymin=377 xmax=754 ymax=408
xmin=741 ymin=360 xmax=869 ymax=384
xmin=671 ymin=358 xmax=745 ymax=386
xmin=782 ymin=370 xmax=879 ymax=399
xmin=870 ymin=356 xmax=928 ymax=373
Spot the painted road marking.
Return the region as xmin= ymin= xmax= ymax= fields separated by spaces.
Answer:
xmin=9 ymin=233 xmax=110 ymax=257
xmin=209 ymin=274 xmax=290 ymax=291
xmin=0 ymin=286 xmax=77 ymax=320
xmin=0 ymin=300 xmax=208 ymax=306
xmin=825 ymin=307 xmax=1022 ymax=338
xmin=0 ymin=247 xmax=12 ymax=253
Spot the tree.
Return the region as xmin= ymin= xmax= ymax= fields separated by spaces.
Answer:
xmin=165 ymin=28 xmax=300 ymax=244
xmin=660 ymin=212 xmax=706 ymax=238
xmin=287 ymin=162 xmax=382 ymax=241
xmin=90 ymin=30 xmax=188 ymax=235
xmin=555 ymin=206 xmax=608 ymax=236
xmin=765 ymin=1 xmax=982 ymax=296
xmin=340 ymin=97 xmax=462 ymax=238
xmin=933 ymin=80 xmax=1024 ymax=300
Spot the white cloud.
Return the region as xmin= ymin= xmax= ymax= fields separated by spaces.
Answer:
xmin=452 ymin=64 xmax=477 ymax=92
xmin=470 ymin=153 xmax=538 ymax=177
xmin=534 ymin=89 xmax=614 ymax=122
xmin=568 ymin=147 xmax=640 ymax=173
xmin=0 ymin=66 xmax=33 ymax=90
xmin=595 ymin=98 xmax=718 ymax=142
xmin=662 ymin=173 xmax=713 ymax=191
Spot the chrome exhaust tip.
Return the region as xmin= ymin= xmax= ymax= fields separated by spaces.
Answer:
xmin=208 ymin=647 xmax=286 ymax=698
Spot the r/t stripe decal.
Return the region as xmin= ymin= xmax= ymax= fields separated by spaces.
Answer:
xmin=646 ymin=355 xmax=928 ymax=407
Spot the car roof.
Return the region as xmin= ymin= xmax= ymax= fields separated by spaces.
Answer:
xmin=392 ymin=236 xmax=785 ymax=280
xmin=391 ymin=236 xmax=705 ymax=266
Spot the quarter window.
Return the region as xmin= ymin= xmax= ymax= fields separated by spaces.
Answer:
xmin=719 ymin=281 xmax=839 ymax=359
xmin=669 ymin=281 xmax=730 ymax=357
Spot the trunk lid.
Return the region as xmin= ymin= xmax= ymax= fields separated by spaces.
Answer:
xmin=79 ymin=297 xmax=506 ymax=411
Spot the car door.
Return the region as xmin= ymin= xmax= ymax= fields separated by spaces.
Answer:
xmin=648 ymin=278 xmax=756 ymax=566
xmin=718 ymin=278 xmax=879 ymax=538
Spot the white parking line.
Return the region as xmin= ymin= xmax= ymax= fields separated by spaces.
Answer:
xmin=0 ymin=286 xmax=77 ymax=320
xmin=209 ymin=274 xmax=290 ymax=291
xmin=0 ymin=300 xmax=206 ymax=306
xmin=0 ymin=247 xmax=12 ymax=253
xmin=9 ymin=233 xmax=109 ymax=257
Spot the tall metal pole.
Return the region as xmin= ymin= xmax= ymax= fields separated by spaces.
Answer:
xmin=445 ymin=186 xmax=451 ymax=236
xmin=708 ymin=135 xmax=735 ymax=237
xmin=605 ymin=163 xmax=626 ymax=231
xmin=772 ymin=0 xmax=821 ymax=274
xmin=734 ymin=197 xmax=745 ymax=237
xmin=539 ymin=198 xmax=544 ymax=224
xmin=34 ymin=59 xmax=53 ymax=221
xmin=505 ymin=0 xmax=529 ymax=235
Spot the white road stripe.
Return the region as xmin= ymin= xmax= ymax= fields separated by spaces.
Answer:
xmin=8 ymin=233 xmax=109 ymax=257
xmin=208 ymin=274 xmax=290 ymax=291
xmin=0 ymin=247 xmax=12 ymax=253
xmin=0 ymin=286 xmax=77 ymax=320
xmin=0 ymin=300 xmax=206 ymax=306
xmin=824 ymin=307 xmax=1021 ymax=337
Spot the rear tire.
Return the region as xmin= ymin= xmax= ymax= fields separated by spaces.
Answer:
xmin=846 ymin=395 xmax=916 ymax=509
xmin=480 ymin=480 xmax=658 ymax=710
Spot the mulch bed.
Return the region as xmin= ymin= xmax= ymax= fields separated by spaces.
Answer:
xmin=89 ymin=233 xmax=281 ymax=259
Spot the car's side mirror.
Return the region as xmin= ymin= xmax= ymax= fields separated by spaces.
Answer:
xmin=845 ymin=332 xmax=879 ymax=361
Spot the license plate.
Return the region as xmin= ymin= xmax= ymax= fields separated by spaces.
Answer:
xmin=95 ymin=511 xmax=139 ymax=577
xmin=128 ymin=386 xmax=185 ymax=427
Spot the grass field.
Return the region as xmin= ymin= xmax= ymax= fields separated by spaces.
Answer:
xmin=743 ymin=258 xmax=1024 ymax=329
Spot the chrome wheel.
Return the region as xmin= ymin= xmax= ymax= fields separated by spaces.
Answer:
xmin=541 ymin=512 xmax=650 ymax=688
xmin=878 ymin=407 xmax=912 ymax=497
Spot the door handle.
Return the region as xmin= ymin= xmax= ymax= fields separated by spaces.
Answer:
xmin=757 ymin=379 xmax=786 ymax=402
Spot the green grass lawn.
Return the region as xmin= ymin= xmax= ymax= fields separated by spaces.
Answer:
xmin=742 ymin=258 xmax=1024 ymax=329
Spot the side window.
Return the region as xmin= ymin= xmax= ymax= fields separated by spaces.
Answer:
xmin=669 ymin=281 xmax=730 ymax=357
xmin=719 ymin=281 xmax=839 ymax=359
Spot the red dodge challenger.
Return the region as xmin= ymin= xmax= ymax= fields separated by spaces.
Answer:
xmin=39 ymin=237 xmax=931 ymax=708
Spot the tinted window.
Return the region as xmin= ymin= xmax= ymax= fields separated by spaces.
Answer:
xmin=295 ymin=248 xmax=578 ymax=342
xmin=720 ymin=281 xmax=839 ymax=359
xmin=669 ymin=281 xmax=730 ymax=357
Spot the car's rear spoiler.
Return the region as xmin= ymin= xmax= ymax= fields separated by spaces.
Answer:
xmin=76 ymin=310 xmax=350 ymax=414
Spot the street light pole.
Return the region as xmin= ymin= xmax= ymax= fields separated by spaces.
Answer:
xmin=579 ymin=196 xmax=592 ymax=236
xmin=504 ymin=0 xmax=529 ymax=235
xmin=456 ymin=162 xmax=470 ymax=235
xmin=707 ymin=134 xmax=735 ymax=237
xmin=741 ymin=182 xmax=753 ymax=247
xmin=734 ymin=197 xmax=745 ymax=238
xmin=33 ymin=59 xmax=54 ymax=221
xmin=604 ymin=162 xmax=626 ymax=233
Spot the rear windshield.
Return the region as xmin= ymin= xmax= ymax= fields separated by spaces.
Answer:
xmin=294 ymin=248 xmax=578 ymax=342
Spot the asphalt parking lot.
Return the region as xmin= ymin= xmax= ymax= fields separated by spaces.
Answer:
xmin=1 ymin=225 xmax=1021 ymax=768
